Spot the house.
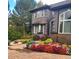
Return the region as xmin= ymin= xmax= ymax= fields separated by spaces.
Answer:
xmin=30 ymin=0 xmax=71 ymax=44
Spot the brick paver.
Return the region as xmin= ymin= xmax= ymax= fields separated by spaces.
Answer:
xmin=8 ymin=44 xmax=71 ymax=59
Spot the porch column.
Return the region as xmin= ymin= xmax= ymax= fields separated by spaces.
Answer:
xmin=34 ymin=26 xmax=35 ymax=34
xmin=39 ymin=25 xmax=41 ymax=32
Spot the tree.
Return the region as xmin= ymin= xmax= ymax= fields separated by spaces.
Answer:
xmin=14 ymin=0 xmax=36 ymax=36
xmin=15 ymin=0 xmax=36 ymax=16
xmin=36 ymin=0 xmax=43 ymax=8
xmin=8 ymin=14 xmax=22 ymax=41
xmin=8 ymin=1 xmax=10 ymax=11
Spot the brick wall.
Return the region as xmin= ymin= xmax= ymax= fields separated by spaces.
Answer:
xmin=51 ymin=34 xmax=71 ymax=45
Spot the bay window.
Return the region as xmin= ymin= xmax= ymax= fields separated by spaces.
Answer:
xmin=33 ymin=24 xmax=45 ymax=34
xmin=58 ymin=9 xmax=71 ymax=34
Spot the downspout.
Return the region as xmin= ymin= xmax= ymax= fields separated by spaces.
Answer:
xmin=47 ymin=11 xmax=52 ymax=35
xmin=57 ymin=10 xmax=59 ymax=34
xmin=56 ymin=10 xmax=59 ymax=42
xmin=47 ymin=20 xmax=50 ymax=35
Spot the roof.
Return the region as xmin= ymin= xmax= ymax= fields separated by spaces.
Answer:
xmin=30 ymin=0 xmax=71 ymax=12
xmin=50 ymin=0 xmax=71 ymax=10
xmin=32 ymin=17 xmax=48 ymax=24
xmin=30 ymin=5 xmax=50 ymax=12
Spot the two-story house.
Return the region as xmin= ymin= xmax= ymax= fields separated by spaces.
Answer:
xmin=30 ymin=0 xmax=71 ymax=44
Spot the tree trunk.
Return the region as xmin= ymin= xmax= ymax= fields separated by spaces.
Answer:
xmin=23 ymin=23 xmax=26 ymax=36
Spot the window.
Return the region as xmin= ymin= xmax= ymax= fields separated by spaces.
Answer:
xmin=58 ymin=9 xmax=71 ymax=34
xmin=37 ymin=10 xmax=43 ymax=18
xmin=60 ymin=21 xmax=63 ymax=33
xmin=33 ymin=24 xmax=45 ymax=34
xmin=45 ymin=9 xmax=49 ymax=16
xmin=45 ymin=10 xmax=47 ymax=16
xmin=32 ymin=10 xmax=49 ymax=18
xmin=64 ymin=21 xmax=71 ymax=33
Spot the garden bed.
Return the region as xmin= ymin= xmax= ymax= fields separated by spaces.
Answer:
xmin=25 ymin=34 xmax=71 ymax=55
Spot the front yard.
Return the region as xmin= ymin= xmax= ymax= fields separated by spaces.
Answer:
xmin=8 ymin=44 xmax=71 ymax=59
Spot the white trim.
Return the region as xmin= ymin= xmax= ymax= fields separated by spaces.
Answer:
xmin=39 ymin=25 xmax=41 ymax=32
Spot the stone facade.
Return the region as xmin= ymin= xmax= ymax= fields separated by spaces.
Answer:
xmin=30 ymin=0 xmax=71 ymax=41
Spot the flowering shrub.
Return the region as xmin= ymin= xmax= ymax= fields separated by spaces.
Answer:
xmin=28 ymin=42 xmax=70 ymax=55
xmin=44 ymin=45 xmax=54 ymax=53
xmin=38 ymin=34 xmax=45 ymax=39
xmin=26 ymin=34 xmax=71 ymax=55
xmin=32 ymin=35 xmax=39 ymax=40
xmin=37 ymin=41 xmax=45 ymax=45
xmin=44 ymin=38 xmax=53 ymax=44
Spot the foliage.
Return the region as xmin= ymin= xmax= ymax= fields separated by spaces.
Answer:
xmin=36 ymin=1 xmax=43 ymax=8
xmin=32 ymin=35 xmax=39 ymax=40
xmin=37 ymin=41 xmax=45 ymax=45
xmin=44 ymin=38 xmax=53 ymax=44
xmin=37 ymin=32 xmax=43 ymax=34
xmin=38 ymin=34 xmax=46 ymax=41
xmin=26 ymin=39 xmax=34 ymax=45
xmin=14 ymin=0 xmax=36 ymax=35
xmin=28 ymin=42 xmax=70 ymax=55
xmin=21 ymin=39 xmax=28 ymax=44
xmin=21 ymin=35 xmax=34 ymax=39
xmin=15 ymin=0 xmax=36 ymax=16
xmin=27 ymin=32 xmax=32 ymax=35
xmin=8 ymin=28 xmax=22 ymax=41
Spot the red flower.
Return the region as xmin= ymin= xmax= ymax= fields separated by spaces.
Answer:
xmin=59 ymin=47 xmax=67 ymax=54
xmin=44 ymin=45 xmax=54 ymax=53
xmin=36 ymin=45 xmax=45 ymax=51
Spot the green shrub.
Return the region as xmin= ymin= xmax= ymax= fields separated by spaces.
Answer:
xmin=20 ymin=39 xmax=28 ymax=44
xmin=26 ymin=39 xmax=34 ymax=45
xmin=21 ymin=35 xmax=27 ymax=39
xmin=8 ymin=28 xmax=22 ymax=41
xmin=21 ymin=35 xmax=33 ymax=39
xmin=44 ymin=38 xmax=53 ymax=44
xmin=22 ymin=40 xmax=27 ymax=44
xmin=32 ymin=35 xmax=39 ymax=40
xmin=37 ymin=32 xmax=43 ymax=34
xmin=28 ymin=32 xmax=32 ymax=35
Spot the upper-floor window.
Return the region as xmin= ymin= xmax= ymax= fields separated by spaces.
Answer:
xmin=58 ymin=9 xmax=71 ymax=34
xmin=32 ymin=9 xmax=50 ymax=19
xmin=37 ymin=10 xmax=43 ymax=18
xmin=33 ymin=10 xmax=43 ymax=19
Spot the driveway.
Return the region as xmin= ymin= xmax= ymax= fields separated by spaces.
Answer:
xmin=8 ymin=44 xmax=71 ymax=59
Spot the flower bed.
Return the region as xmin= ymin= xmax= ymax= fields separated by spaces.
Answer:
xmin=27 ymin=43 xmax=70 ymax=55
xmin=26 ymin=34 xmax=71 ymax=55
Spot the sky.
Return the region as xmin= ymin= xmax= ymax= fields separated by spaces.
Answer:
xmin=9 ymin=0 xmax=65 ymax=11
xmin=36 ymin=0 xmax=65 ymax=5
xmin=8 ymin=0 xmax=16 ymax=11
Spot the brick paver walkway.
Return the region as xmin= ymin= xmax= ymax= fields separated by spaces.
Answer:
xmin=8 ymin=44 xmax=71 ymax=59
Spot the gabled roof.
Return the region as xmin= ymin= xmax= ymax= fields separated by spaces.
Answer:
xmin=50 ymin=0 xmax=71 ymax=8
xmin=50 ymin=0 xmax=71 ymax=10
xmin=30 ymin=5 xmax=50 ymax=12
xmin=30 ymin=0 xmax=71 ymax=12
